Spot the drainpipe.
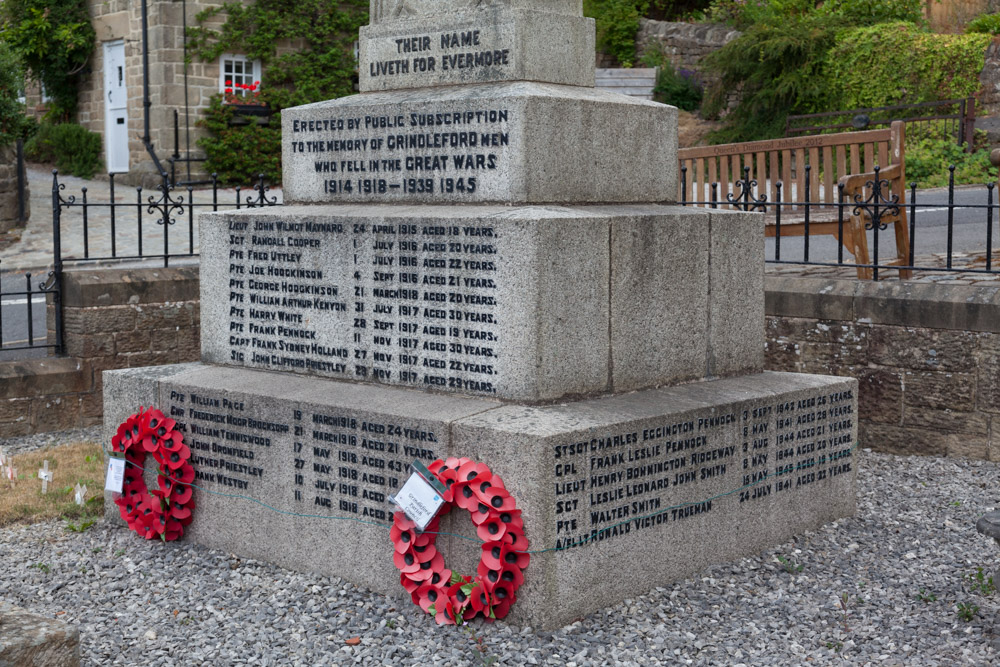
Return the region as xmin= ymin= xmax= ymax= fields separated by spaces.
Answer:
xmin=141 ymin=0 xmax=169 ymax=181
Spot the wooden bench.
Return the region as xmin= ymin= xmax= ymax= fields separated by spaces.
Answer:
xmin=595 ymin=68 xmax=658 ymax=100
xmin=678 ymin=121 xmax=911 ymax=279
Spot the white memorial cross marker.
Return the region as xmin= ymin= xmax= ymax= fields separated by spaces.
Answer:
xmin=6 ymin=464 xmax=15 ymax=487
xmin=74 ymin=483 xmax=88 ymax=506
xmin=0 ymin=447 xmax=6 ymax=468
xmin=38 ymin=460 xmax=53 ymax=494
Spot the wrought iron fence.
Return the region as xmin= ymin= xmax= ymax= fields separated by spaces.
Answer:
xmin=785 ymin=98 xmax=975 ymax=150
xmin=0 ymin=263 xmax=59 ymax=354
xmin=0 ymin=171 xmax=282 ymax=356
xmin=52 ymin=171 xmax=281 ymax=269
xmin=680 ymin=165 xmax=999 ymax=282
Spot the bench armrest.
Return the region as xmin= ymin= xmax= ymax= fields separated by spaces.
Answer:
xmin=837 ymin=163 xmax=903 ymax=195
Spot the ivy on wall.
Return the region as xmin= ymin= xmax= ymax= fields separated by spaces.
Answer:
xmin=187 ymin=0 xmax=368 ymax=183
xmin=0 ymin=0 xmax=95 ymax=119
xmin=825 ymin=22 xmax=990 ymax=110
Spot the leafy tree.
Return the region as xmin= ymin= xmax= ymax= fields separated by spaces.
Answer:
xmin=702 ymin=11 xmax=838 ymax=142
xmin=0 ymin=43 xmax=27 ymax=148
xmin=0 ymin=0 xmax=95 ymax=119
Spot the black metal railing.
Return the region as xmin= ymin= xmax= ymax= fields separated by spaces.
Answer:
xmin=1 ymin=170 xmax=284 ymax=356
xmin=0 ymin=263 xmax=60 ymax=353
xmin=681 ymin=165 xmax=999 ymax=282
xmin=52 ymin=170 xmax=281 ymax=269
xmin=785 ymin=98 xmax=976 ymax=150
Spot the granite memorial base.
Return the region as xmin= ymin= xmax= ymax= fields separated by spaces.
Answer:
xmin=105 ymin=363 xmax=857 ymax=629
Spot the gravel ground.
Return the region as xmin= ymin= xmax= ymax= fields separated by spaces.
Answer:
xmin=2 ymin=429 xmax=1000 ymax=666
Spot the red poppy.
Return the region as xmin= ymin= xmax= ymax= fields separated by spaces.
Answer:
xmin=391 ymin=457 xmax=528 ymax=625
xmin=415 ymin=583 xmax=446 ymax=613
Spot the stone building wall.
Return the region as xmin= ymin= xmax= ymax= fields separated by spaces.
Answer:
xmin=979 ymin=37 xmax=1000 ymax=118
xmin=75 ymin=0 xmax=227 ymax=186
xmin=634 ymin=19 xmax=740 ymax=92
xmin=765 ymin=277 xmax=999 ymax=461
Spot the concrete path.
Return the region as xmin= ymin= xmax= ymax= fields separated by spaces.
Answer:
xmin=1 ymin=167 xmax=283 ymax=274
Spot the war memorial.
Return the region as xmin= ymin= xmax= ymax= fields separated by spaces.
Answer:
xmin=104 ymin=0 xmax=858 ymax=628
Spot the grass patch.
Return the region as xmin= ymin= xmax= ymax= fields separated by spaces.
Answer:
xmin=0 ymin=442 xmax=105 ymax=528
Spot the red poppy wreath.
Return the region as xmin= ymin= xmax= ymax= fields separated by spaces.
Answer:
xmin=111 ymin=407 xmax=195 ymax=541
xmin=391 ymin=457 xmax=529 ymax=625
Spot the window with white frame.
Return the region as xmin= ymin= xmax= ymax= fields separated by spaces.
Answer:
xmin=219 ymin=54 xmax=261 ymax=96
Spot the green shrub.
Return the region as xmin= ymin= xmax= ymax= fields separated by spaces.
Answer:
xmin=905 ymin=124 xmax=996 ymax=188
xmin=703 ymin=11 xmax=839 ymax=142
xmin=196 ymin=97 xmax=281 ymax=185
xmin=641 ymin=45 xmax=703 ymax=110
xmin=585 ymin=0 xmax=645 ymax=66
xmin=0 ymin=43 xmax=27 ymax=149
xmin=966 ymin=12 xmax=1000 ymax=34
xmin=705 ymin=11 xmax=990 ymax=144
xmin=825 ymin=22 xmax=990 ymax=110
xmin=24 ymin=123 xmax=103 ymax=178
xmin=818 ymin=0 xmax=925 ymax=26
xmin=707 ymin=0 xmax=816 ymax=29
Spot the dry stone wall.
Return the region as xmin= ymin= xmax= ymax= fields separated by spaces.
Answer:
xmin=765 ymin=277 xmax=999 ymax=461
xmin=0 ymin=267 xmax=200 ymax=438
xmin=635 ymin=19 xmax=739 ymax=92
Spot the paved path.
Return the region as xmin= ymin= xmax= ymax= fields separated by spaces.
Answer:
xmin=1 ymin=167 xmax=283 ymax=274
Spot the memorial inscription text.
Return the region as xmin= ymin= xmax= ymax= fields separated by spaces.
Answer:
xmin=225 ymin=217 xmax=503 ymax=395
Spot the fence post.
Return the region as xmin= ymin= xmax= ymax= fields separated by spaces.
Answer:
xmin=16 ymin=139 xmax=26 ymax=223
xmin=964 ymin=96 xmax=976 ymax=153
xmin=50 ymin=171 xmax=65 ymax=354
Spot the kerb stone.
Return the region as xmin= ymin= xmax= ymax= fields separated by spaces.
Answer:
xmin=0 ymin=602 xmax=80 ymax=667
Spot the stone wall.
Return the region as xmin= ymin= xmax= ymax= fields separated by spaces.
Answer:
xmin=635 ymin=19 xmax=740 ymax=92
xmin=0 ymin=142 xmax=28 ymax=233
xmin=3 ymin=268 xmax=997 ymax=461
xmin=765 ymin=276 xmax=998 ymax=461
xmin=979 ymin=37 xmax=1000 ymax=118
xmin=0 ymin=266 xmax=200 ymax=438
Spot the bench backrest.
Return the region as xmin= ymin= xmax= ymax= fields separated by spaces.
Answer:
xmin=595 ymin=68 xmax=658 ymax=100
xmin=677 ymin=121 xmax=905 ymax=215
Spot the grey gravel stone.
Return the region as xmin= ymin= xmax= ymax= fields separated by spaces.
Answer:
xmin=1 ymin=429 xmax=998 ymax=665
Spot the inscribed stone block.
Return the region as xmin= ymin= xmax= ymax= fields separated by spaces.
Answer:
xmin=281 ymin=82 xmax=677 ymax=205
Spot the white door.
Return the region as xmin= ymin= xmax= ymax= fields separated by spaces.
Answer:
xmin=103 ymin=41 xmax=129 ymax=173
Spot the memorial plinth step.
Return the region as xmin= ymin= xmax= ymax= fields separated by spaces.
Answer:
xmin=104 ymin=363 xmax=858 ymax=629
xmin=201 ymin=203 xmax=761 ymax=402
xmin=281 ymin=81 xmax=677 ymax=206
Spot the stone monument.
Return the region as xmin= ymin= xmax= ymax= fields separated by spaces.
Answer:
xmin=105 ymin=0 xmax=858 ymax=629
